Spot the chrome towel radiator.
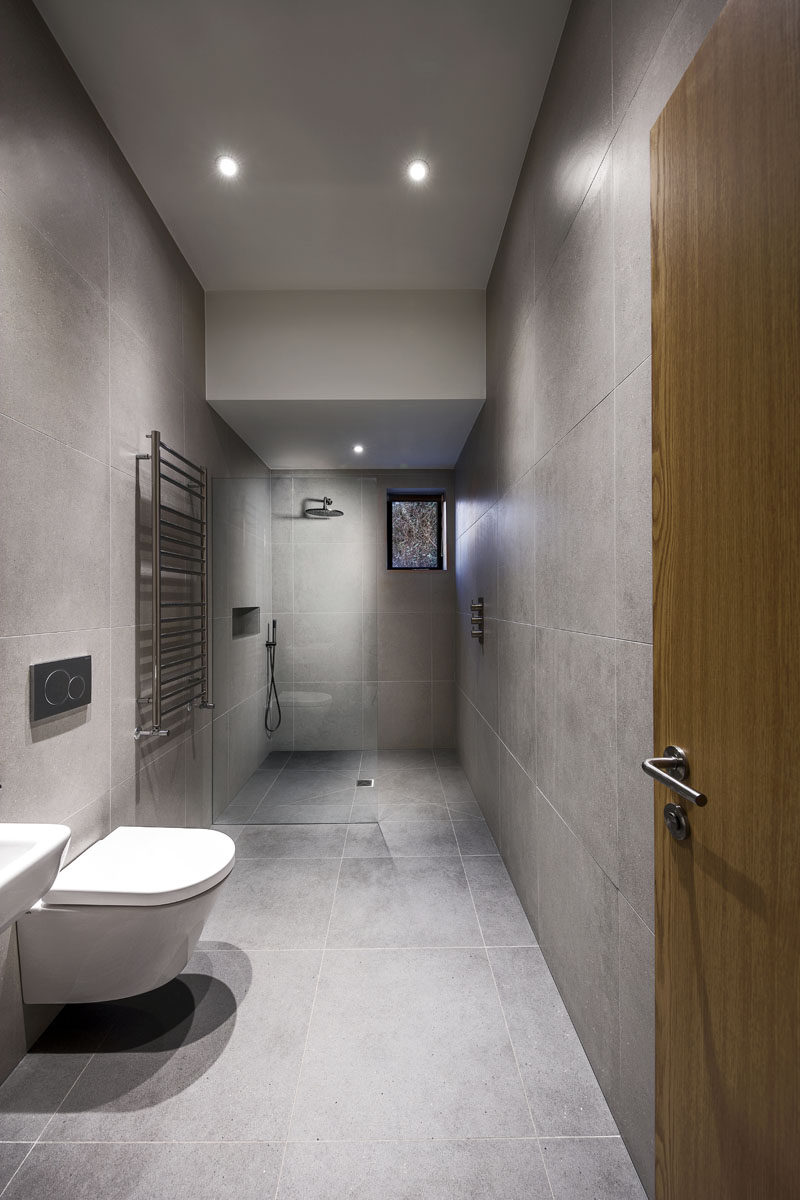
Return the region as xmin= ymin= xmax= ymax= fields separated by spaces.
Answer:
xmin=134 ymin=430 xmax=214 ymax=739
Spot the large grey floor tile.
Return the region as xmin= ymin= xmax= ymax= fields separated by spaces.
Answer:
xmin=361 ymin=750 xmax=437 ymax=774
xmin=453 ymin=817 xmax=498 ymax=856
xmin=278 ymin=1138 xmax=551 ymax=1199
xmin=540 ymin=1136 xmax=646 ymax=1199
xmin=248 ymin=791 xmax=355 ymax=826
xmin=0 ymin=1054 xmax=90 ymax=1141
xmin=230 ymin=769 xmax=282 ymax=808
xmin=489 ymin=947 xmax=617 ymax=1137
xmin=327 ymin=859 xmax=483 ymax=948
xmin=234 ymin=824 xmax=348 ymax=859
xmin=46 ymin=949 xmax=320 ymax=1142
xmin=4 ymin=1141 xmax=283 ymax=1200
xmin=289 ymin=948 xmax=533 ymax=1140
xmin=284 ymin=749 xmax=363 ymax=773
xmin=201 ymin=859 xmax=340 ymax=949
xmin=463 ymin=857 xmax=536 ymax=946
xmin=343 ymin=819 xmax=459 ymax=859
xmin=0 ymin=1143 xmax=31 ymax=1191
xmin=264 ymin=768 xmax=358 ymax=803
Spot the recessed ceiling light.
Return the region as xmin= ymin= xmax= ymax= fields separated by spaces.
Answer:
xmin=216 ymin=154 xmax=239 ymax=178
xmin=407 ymin=158 xmax=429 ymax=183
xmin=353 ymin=444 xmax=364 ymax=454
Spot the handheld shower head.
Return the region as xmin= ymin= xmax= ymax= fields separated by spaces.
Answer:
xmin=304 ymin=496 xmax=344 ymax=518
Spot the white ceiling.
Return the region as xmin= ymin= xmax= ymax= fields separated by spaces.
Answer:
xmin=34 ymin=0 xmax=569 ymax=291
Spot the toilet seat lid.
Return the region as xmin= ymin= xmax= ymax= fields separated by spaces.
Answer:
xmin=43 ymin=827 xmax=235 ymax=907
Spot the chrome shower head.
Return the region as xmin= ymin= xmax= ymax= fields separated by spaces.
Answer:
xmin=304 ymin=496 xmax=344 ymax=518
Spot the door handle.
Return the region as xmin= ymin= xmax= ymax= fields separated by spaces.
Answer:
xmin=641 ymin=745 xmax=707 ymax=807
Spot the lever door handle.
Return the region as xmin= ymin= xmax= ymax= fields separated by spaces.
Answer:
xmin=641 ymin=745 xmax=707 ymax=807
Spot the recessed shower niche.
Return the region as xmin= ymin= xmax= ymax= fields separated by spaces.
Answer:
xmin=231 ymin=607 xmax=260 ymax=638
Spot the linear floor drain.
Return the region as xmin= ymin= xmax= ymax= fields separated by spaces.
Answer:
xmin=356 ymin=778 xmax=375 ymax=787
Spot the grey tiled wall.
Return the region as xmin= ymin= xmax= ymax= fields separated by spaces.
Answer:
xmin=269 ymin=470 xmax=455 ymax=752
xmin=454 ymin=1 xmax=727 ymax=1195
xmin=0 ymin=0 xmax=267 ymax=1083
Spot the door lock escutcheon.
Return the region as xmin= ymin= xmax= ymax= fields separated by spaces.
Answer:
xmin=663 ymin=801 xmax=690 ymax=842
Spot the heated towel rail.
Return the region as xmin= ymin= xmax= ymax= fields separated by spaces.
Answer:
xmin=134 ymin=430 xmax=214 ymax=739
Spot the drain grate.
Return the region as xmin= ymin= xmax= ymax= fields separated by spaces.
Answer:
xmin=356 ymin=778 xmax=375 ymax=787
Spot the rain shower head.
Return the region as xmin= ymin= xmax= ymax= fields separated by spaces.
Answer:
xmin=304 ymin=496 xmax=343 ymax=518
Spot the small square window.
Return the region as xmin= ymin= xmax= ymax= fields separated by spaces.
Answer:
xmin=387 ymin=492 xmax=445 ymax=570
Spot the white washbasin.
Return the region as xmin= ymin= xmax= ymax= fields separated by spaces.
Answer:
xmin=0 ymin=824 xmax=71 ymax=935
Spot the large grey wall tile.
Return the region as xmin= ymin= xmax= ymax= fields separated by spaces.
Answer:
xmin=0 ymin=628 xmax=109 ymax=823
xmin=294 ymin=542 xmax=362 ymax=612
xmin=292 ymin=681 xmax=364 ymax=750
xmin=534 ymin=626 xmax=556 ymax=801
xmin=457 ymin=612 xmax=498 ymax=730
xmin=431 ymin=610 xmax=455 ymax=682
xmin=534 ymin=397 xmax=615 ymax=636
xmin=531 ymin=0 xmax=613 ymax=293
xmin=553 ymin=630 xmax=618 ymax=884
xmin=498 ymin=743 xmax=538 ymax=933
xmin=487 ymin=158 xmax=534 ymax=384
xmin=431 ymin=680 xmax=456 ymax=748
xmin=0 ymin=416 xmax=109 ymax=636
xmin=0 ymin=0 xmax=109 ymax=293
xmin=615 ymin=359 xmax=653 ymax=642
xmin=378 ymin=682 xmax=432 ymax=750
xmin=377 ymin=567 xmax=431 ymax=614
xmin=616 ymin=640 xmax=654 ymax=930
xmin=0 ymin=193 xmax=108 ymax=460
xmin=469 ymin=708 xmax=501 ymax=847
xmin=617 ymin=896 xmax=656 ymax=1198
xmin=185 ymin=722 xmax=213 ymax=828
xmin=109 ymin=313 xmax=184 ymax=476
xmin=378 ymin=611 xmax=431 ymax=682
xmin=497 ymin=469 xmax=535 ymax=624
xmin=612 ymin=0 xmax=681 ymax=123
xmin=495 ymin=312 xmax=535 ymax=496
xmin=294 ymin=612 xmax=363 ymax=682
xmin=455 ymin=398 xmax=497 ymax=539
xmin=533 ymin=155 xmax=614 ymax=461
xmin=498 ymin=621 xmax=535 ymax=778
xmin=108 ymin=144 xmax=182 ymax=371
xmin=537 ymin=794 xmax=620 ymax=1106
xmin=181 ymin=271 xmax=206 ymax=396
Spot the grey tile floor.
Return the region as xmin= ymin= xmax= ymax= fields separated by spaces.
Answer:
xmin=0 ymin=750 xmax=646 ymax=1199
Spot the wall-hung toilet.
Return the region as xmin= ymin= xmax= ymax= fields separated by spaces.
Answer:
xmin=17 ymin=826 xmax=235 ymax=1005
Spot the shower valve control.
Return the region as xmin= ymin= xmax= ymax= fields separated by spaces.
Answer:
xmin=470 ymin=598 xmax=484 ymax=644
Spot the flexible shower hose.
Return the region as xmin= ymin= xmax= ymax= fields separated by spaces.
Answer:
xmin=265 ymin=619 xmax=282 ymax=735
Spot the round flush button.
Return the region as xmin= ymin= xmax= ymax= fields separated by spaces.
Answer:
xmin=44 ymin=669 xmax=70 ymax=706
xmin=67 ymin=675 xmax=86 ymax=701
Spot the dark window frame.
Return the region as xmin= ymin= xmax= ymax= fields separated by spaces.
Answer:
xmin=386 ymin=492 xmax=445 ymax=571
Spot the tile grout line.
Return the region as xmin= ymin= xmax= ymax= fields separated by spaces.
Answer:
xmin=0 ymin=1008 xmax=120 ymax=1198
xmin=435 ymin=750 xmax=557 ymax=1200
xmin=270 ymin=776 xmax=350 ymax=1200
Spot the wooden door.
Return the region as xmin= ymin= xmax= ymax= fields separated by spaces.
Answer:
xmin=650 ymin=1 xmax=800 ymax=1196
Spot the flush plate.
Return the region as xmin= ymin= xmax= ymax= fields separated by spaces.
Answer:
xmin=356 ymin=778 xmax=375 ymax=787
xmin=31 ymin=656 xmax=92 ymax=721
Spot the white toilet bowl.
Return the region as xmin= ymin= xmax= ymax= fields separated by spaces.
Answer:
xmin=16 ymin=826 xmax=235 ymax=1005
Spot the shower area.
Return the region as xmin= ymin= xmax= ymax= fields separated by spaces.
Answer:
xmin=211 ymin=469 xmax=457 ymax=825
